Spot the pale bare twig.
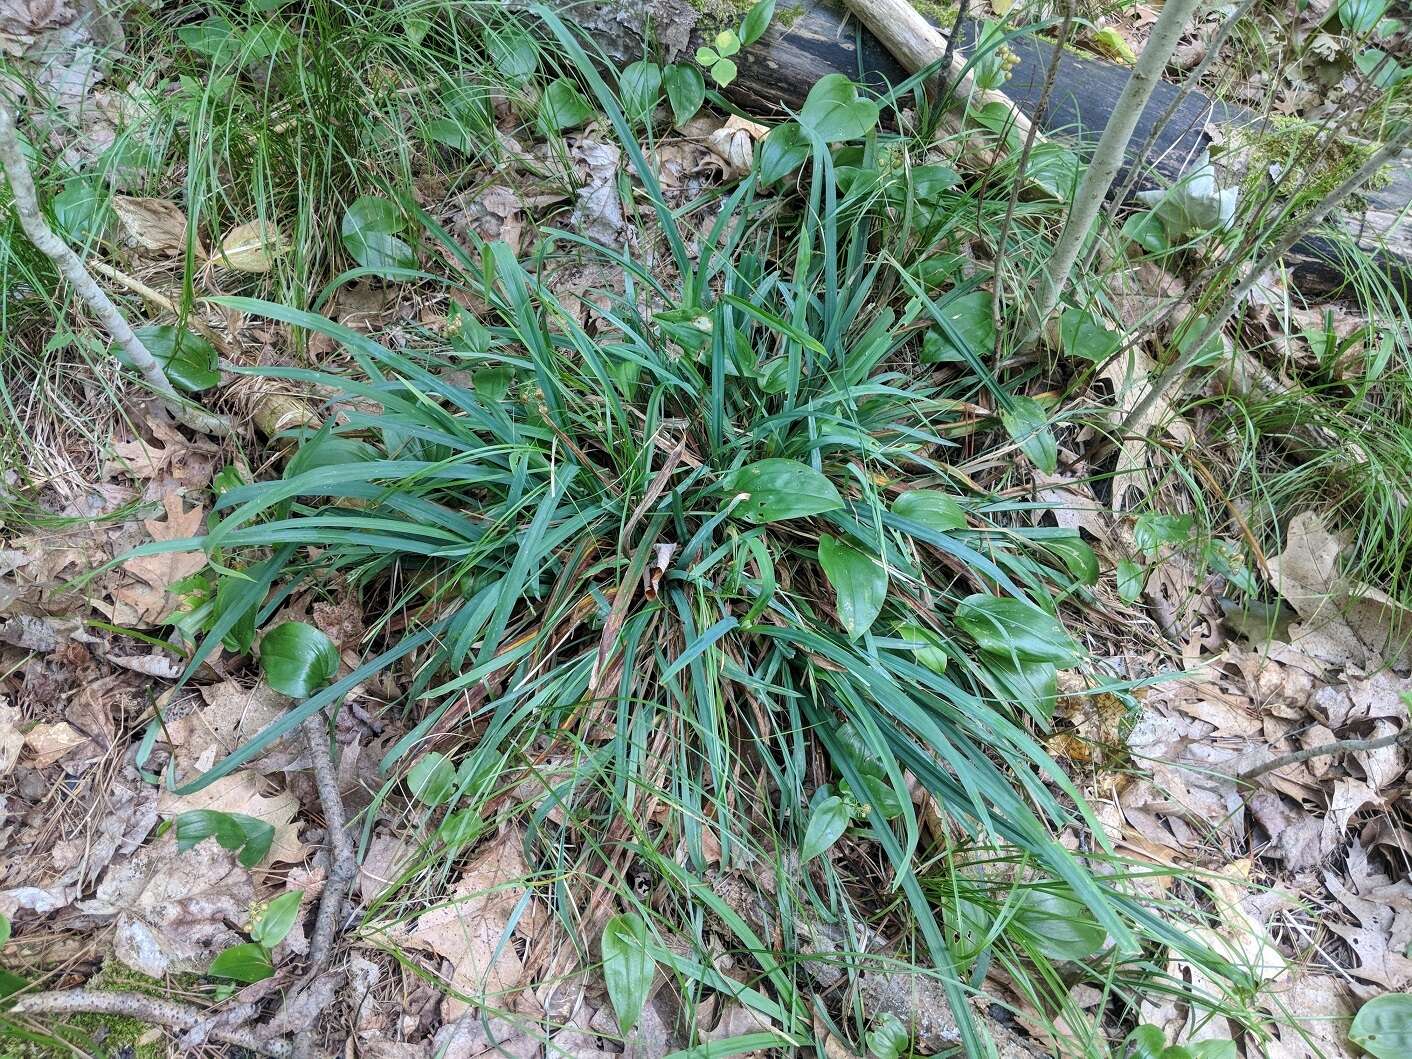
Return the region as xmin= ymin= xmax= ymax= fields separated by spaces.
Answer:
xmin=1238 ymin=728 xmax=1411 ymax=783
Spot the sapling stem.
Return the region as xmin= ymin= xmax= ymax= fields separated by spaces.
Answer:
xmin=1019 ymin=0 xmax=1204 ymax=348
xmin=0 ymin=96 xmax=231 ymax=436
xmin=1117 ymin=122 xmax=1412 ymax=439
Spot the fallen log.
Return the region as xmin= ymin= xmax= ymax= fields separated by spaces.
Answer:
xmin=571 ymin=0 xmax=1411 ymax=299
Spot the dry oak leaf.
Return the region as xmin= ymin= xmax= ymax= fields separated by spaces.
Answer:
xmin=111 ymin=195 xmax=200 ymax=257
xmin=409 ymin=829 xmax=538 ymax=1019
xmin=22 ymin=720 xmax=89 ymax=766
xmin=78 ymin=833 xmax=252 ymax=977
xmin=118 ymin=494 xmax=207 ymax=623
xmin=170 ymin=680 xmax=303 ymax=774
xmin=0 ymin=702 xmax=24 ymax=774
xmin=158 ymin=752 xmax=307 ymax=867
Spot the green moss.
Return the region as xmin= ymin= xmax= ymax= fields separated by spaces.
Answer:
xmin=683 ymin=0 xmax=756 ymax=33
xmin=775 ymin=3 xmax=807 ymax=28
xmin=910 ymin=0 xmax=961 ymax=27
xmin=1233 ymin=117 xmax=1390 ymax=210
xmin=0 ymin=960 xmax=192 ymax=1059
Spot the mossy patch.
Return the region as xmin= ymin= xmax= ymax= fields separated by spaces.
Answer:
xmin=1231 ymin=117 xmax=1391 ymax=211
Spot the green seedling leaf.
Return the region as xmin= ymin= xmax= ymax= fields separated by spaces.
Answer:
xmin=620 ymin=61 xmax=662 ymax=124
xmin=988 ymin=653 xmax=1058 ymax=719
xmin=759 ymin=121 xmax=809 ymax=184
xmin=1001 ymin=396 xmax=1058 ymax=474
xmin=710 ymin=57 xmax=738 ymax=86
xmin=1133 ymin=512 xmax=1194 ymax=555
xmin=540 ymin=77 xmax=593 ymax=131
xmin=895 ymin=623 xmax=948 ymax=674
xmin=259 ymin=620 xmax=339 ymax=699
xmin=53 ymin=178 xmax=113 ymax=243
xmin=834 ymin=722 xmax=904 ymax=820
xmin=1016 ymin=886 xmax=1107 ymax=960
xmin=1350 ymin=992 xmax=1412 ymax=1058
xmin=818 ymin=534 xmax=888 ymax=640
xmin=1026 ymin=142 xmax=1081 ymax=200
xmin=729 ymin=459 xmax=844 ymax=523
xmin=922 ymin=291 xmax=994 ymax=363
xmin=408 ymin=750 xmax=457 ymax=805
xmin=713 ymin=30 xmax=741 ymax=57
xmin=1116 ymin=558 xmax=1145 ymax=603
xmin=340 ymin=195 xmax=415 ymax=274
xmin=695 ymin=46 xmax=720 ymax=65
xmin=178 ymin=18 xmax=238 ymax=61
xmin=1045 ymin=534 xmax=1098 ymax=586
xmin=867 ymin=1012 xmax=910 ymax=1058
xmin=209 ymin=942 xmax=274 ymax=983
xmin=602 ymin=913 xmax=655 ymax=1034
xmin=740 ymin=0 xmax=776 ymax=44
xmin=0 ymin=912 xmax=10 ymax=947
xmin=485 ymin=24 xmax=538 ymax=82
xmin=801 ymin=794 xmax=849 ymax=862
xmin=174 ymin=809 xmax=276 ymax=868
xmin=892 ymin=490 xmax=966 ymax=532
xmin=798 ymin=74 xmax=879 ymax=143
xmin=1121 ymin=211 xmax=1169 ymax=255
xmin=1173 ymin=314 xmax=1224 ymax=366
xmin=439 ymin=808 xmax=484 ymax=847
xmin=251 ymin=890 xmax=303 ymax=948
xmin=663 ymin=63 xmax=706 ymax=125
xmin=955 ymin=593 xmax=1080 ymax=666
xmin=1122 ymin=1026 xmax=1168 ymax=1059
xmin=114 ymin=325 xmax=220 ymax=393
xmin=474 ymin=366 xmax=515 ymax=402
xmin=1090 ymin=26 xmax=1137 ymax=63
xmin=1060 ymin=307 xmax=1121 ymax=363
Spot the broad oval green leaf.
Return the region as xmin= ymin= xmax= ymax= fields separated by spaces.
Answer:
xmin=0 ymin=913 xmax=9 ymax=948
xmin=115 ymin=325 xmax=220 ymax=393
xmin=284 ymin=432 xmax=380 ymax=479
xmin=818 ymin=534 xmax=887 ymax=640
xmin=1188 ymin=1041 xmax=1237 ymax=1059
xmin=710 ymin=56 xmax=738 ymax=86
xmin=1016 ymin=886 xmax=1107 ymax=961
xmin=740 ymin=0 xmax=776 ymax=44
xmin=895 ymin=623 xmax=948 ymax=674
xmin=663 ymin=63 xmax=706 ymax=126
xmin=1351 ymin=993 xmax=1412 ymax=1059
xmin=759 ymin=121 xmax=810 ymax=185
xmin=1116 ymin=558 xmax=1145 ymax=603
xmin=892 ymin=490 xmax=966 ymax=532
xmin=801 ymin=794 xmax=849 ymax=862
xmin=728 ymin=459 xmax=843 ymax=523
xmin=922 ymin=290 xmax=993 ymax=363
xmin=484 ymin=24 xmax=538 ymax=82
xmin=341 ymin=196 xmax=415 ymax=274
xmin=53 ymin=178 xmax=113 ymax=244
xmin=1001 ymin=396 xmax=1058 ymax=474
xmin=539 ymin=77 xmax=594 ymax=131
xmin=174 ymin=809 xmax=275 ymax=868
xmin=259 ymin=620 xmax=339 ymax=699
xmin=1045 ymin=534 xmax=1098 ymax=586
xmin=602 ymin=912 xmax=655 ymax=1034
xmin=1060 ymin=307 xmax=1121 ymax=363
xmin=251 ymin=889 xmax=303 ymax=948
xmin=955 ymin=593 xmax=1080 ymax=666
xmin=620 ymin=61 xmax=662 ymax=124
xmin=1122 ymin=1025 xmax=1167 ymax=1059
xmin=208 ymin=941 xmax=274 ymax=983
xmin=407 ymin=751 xmax=456 ymax=805
xmin=1026 ymin=141 xmax=1081 ymax=200
xmin=798 ymin=74 xmax=879 ymax=143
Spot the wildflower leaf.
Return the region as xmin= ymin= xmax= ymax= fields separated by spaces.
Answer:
xmin=602 ymin=913 xmax=655 ymax=1034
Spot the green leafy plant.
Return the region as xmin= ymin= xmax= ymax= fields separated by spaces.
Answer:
xmin=174 ymin=809 xmax=276 ymax=868
xmin=1351 ymin=993 xmax=1412 ymax=1059
xmin=208 ymin=890 xmax=304 ymax=983
xmin=694 ymin=0 xmax=774 ymax=86
xmin=259 ymin=621 xmax=340 ymax=699
xmin=601 ymin=913 xmax=656 ymax=1033
xmin=113 ymin=326 xmax=220 ymax=393
xmin=341 ymin=196 xmax=415 ymax=275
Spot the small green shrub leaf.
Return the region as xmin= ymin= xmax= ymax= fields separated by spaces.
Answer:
xmin=740 ymin=0 xmax=776 ymax=45
xmin=955 ymin=594 xmax=1080 ymax=666
xmin=251 ymin=890 xmax=303 ymax=948
xmin=922 ymin=291 xmax=993 ymax=363
xmin=1350 ymin=993 xmax=1412 ymax=1058
xmin=1060 ymin=307 xmax=1121 ymax=363
xmin=1001 ymin=396 xmax=1058 ymax=474
xmin=728 ymin=459 xmax=843 ymax=523
xmin=799 ymin=74 xmax=879 ymax=143
xmin=818 ymin=534 xmax=887 ymax=640
xmin=259 ymin=620 xmax=339 ymax=699
xmin=1121 ymin=211 xmax=1169 ymax=255
xmin=602 ymin=913 xmax=655 ymax=1034
xmin=801 ymin=794 xmax=849 ymax=862
xmin=209 ymin=942 xmax=274 ymax=983
xmin=759 ymin=121 xmax=810 ymax=184
xmin=663 ymin=63 xmax=706 ymax=125
xmin=1122 ymin=1025 xmax=1168 ymax=1059
xmin=114 ymin=325 xmax=220 ymax=393
xmin=174 ymin=809 xmax=276 ymax=868
xmin=1026 ymin=142 xmax=1081 ymax=200
xmin=892 ymin=490 xmax=966 ymax=532
xmin=895 ymin=623 xmax=948 ymax=674
xmin=620 ymin=61 xmax=662 ymax=124
xmin=284 ymin=432 xmax=380 ymax=479
xmin=484 ymin=24 xmax=538 ymax=82
xmin=53 ymin=178 xmax=113 ymax=243
xmin=407 ymin=751 xmax=457 ymax=805
xmin=1116 ymin=558 xmax=1145 ymax=603
xmin=867 ymin=1012 xmax=910 ymax=1058
xmin=540 ymin=77 xmax=593 ymax=131
xmin=341 ymin=196 xmax=415 ymax=273
xmin=710 ymin=57 xmax=738 ymax=86
xmin=1133 ymin=512 xmax=1194 ymax=555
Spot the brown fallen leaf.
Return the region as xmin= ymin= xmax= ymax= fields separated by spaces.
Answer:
xmin=0 ymin=702 xmax=24 ymax=774
xmin=22 ymin=720 xmax=89 ymax=766
xmin=218 ymin=219 xmax=288 ymax=273
xmin=118 ymin=493 xmax=207 ymax=624
xmin=78 ymin=833 xmax=252 ymax=976
xmin=170 ymin=679 xmax=301 ymax=774
xmin=112 ymin=195 xmax=200 ymax=257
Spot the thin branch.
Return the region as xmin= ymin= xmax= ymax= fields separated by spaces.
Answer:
xmin=1116 ymin=121 xmax=1412 ymax=439
xmin=0 ymin=96 xmax=231 ymax=436
xmin=1018 ymin=0 xmax=1204 ymax=348
xmin=1238 ymin=728 xmax=1411 ymax=783
xmin=6 ymin=990 xmax=290 ymax=1058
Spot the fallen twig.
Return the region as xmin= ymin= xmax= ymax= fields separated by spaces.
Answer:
xmin=6 ymin=990 xmax=291 ymax=1058
xmin=1238 ymin=728 xmax=1411 ymax=783
xmin=0 ymin=97 xmax=231 ymax=437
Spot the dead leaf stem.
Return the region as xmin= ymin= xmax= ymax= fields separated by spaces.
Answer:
xmin=1238 ymin=727 xmax=1412 ymax=783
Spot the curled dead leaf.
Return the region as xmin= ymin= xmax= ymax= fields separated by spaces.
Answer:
xmin=218 ymin=219 xmax=288 ymax=273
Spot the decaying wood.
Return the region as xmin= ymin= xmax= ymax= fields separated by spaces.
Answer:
xmin=571 ymin=0 xmax=1411 ymax=297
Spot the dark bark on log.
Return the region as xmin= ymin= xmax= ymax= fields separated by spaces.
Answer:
xmin=568 ymin=0 xmax=1411 ymax=300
